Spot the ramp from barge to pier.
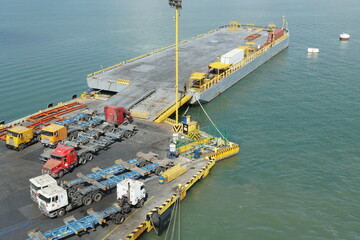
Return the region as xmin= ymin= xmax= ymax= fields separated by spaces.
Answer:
xmin=87 ymin=26 xmax=269 ymax=122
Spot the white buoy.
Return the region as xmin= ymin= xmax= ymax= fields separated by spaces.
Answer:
xmin=307 ymin=48 xmax=319 ymax=53
xmin=339 ymin=33 xmax=350 ymax=40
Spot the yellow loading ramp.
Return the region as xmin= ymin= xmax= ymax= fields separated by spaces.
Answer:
xmin=153 ymin=95 xmax=192 ymax=123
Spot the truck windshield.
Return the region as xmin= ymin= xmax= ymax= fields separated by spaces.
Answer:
xmin=50 ymin=154 xmax=63 ymax=161
xmin=38 ymin=193 xmax=51 ymax=203
xmin=41 ymin=130 xmax=54 ymax=136
xmin=7 ymin=131 xmax=19 ymax=137
xmin=30 ymin=182 xmax=40 ymax=191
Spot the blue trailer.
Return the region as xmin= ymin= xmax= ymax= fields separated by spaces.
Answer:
xmin=27 ymin=204 xmax=122 ymax=240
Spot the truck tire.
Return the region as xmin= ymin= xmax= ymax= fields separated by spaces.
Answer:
xmin=124 ymin=131 xmax=132 ymax=139
xmin=136 ymin=199 xmax=145 ymax=208
xmin=68 ymin=188 xmax=77 ymax=198
xmin=58 ymin=170 xmax=65 ymax=178
xmin=113 ymin=213 xmax=125 ymax=224
xmin=82 ymin=195 xmax=92 ymax=206
xmin=79 ymin=154 xmax=87 ymax=165
xmin=36 ymin=134 xmax=41 ymax=142
xmin=65 ymin=204 xmax=74 ymax=212
xmin=17 ymin=144 xmax=25 ymax=151
xmin=57 ymin=208 xmax=66 ymax=217
xmin=108 ymin=125 xmax=115 ymax=132
xmin=93 ymin=192 xmax=103 ymax=202
xmin=85 ymin=152 xmax=93 ymax=161
xmin=122 ymin=204 xmax=131 ymax=214
xmin=69 ymin=131 xmax=78 ymax=141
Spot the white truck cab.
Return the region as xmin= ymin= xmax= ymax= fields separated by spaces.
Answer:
xmin=29 ymin=174 xmax=58 ymax=202
xmin=117 ymin=178 xmax=146 ymax=207
xmin=37 ymin=185 xmax=68 ymax=218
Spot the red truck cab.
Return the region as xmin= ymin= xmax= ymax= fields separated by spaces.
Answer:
xmin=42 ymin=144 xmax=77 ymax=178
xmin=104 ymin=106 xmax=133 ymax=125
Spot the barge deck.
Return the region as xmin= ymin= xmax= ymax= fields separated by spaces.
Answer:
xmin=87 ymin=25 xmax=271 ymax=121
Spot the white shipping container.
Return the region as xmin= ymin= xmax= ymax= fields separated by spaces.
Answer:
xmin=220 ymin=48 xmax=245 ymax=65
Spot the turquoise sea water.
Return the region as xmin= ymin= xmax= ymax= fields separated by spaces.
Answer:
xmin=1 ymin=0 xmax=360 ymax=239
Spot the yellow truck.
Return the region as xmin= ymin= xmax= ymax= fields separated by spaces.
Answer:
xmin=40 ymin=115 xmax=104 ymax=147
xmin=40 ymin=124 xmax=69 ymax=148
xmin=6 ymin=126 xmax=39 ymax=151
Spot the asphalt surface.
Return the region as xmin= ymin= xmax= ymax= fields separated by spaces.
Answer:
xmin=0 ymin=120 xmax=175 ymax=240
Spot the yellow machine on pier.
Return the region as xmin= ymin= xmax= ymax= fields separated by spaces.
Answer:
xmin=189 ymin=62 xmax=231 ymax=91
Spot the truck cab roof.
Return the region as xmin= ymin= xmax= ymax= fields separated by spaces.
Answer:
xmin=38 ymin=185 xmax=66 ymax=198
xmin=8 ymin=126 xmax=29 ymax=133
xmin=42 ymin=124 xmax=64 ymax=132
xmin=53 ymin=144 xmax=75 ymax=156
xmin=30 ymin=174 xmax=57 ymax=188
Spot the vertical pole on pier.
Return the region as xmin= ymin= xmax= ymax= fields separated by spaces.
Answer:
xmin=169 ymin=0 xmax=182 ymax=129
xmin=175 ymin=7 xmax=179 ymax=125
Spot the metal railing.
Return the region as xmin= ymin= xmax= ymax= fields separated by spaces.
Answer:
xmin=192 ymin=32 xmax=289 ymax=93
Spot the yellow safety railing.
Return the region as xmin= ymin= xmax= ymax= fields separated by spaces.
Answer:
xmin=117 ymin=79 xmax=131 ymax=85
xmin=177 ymin=137 xmax=212 ymax=153
xmin=204 ymin=144 xmax=240 ymax=161
xmin=193 ymin=32 xmax=289 ymax=93
xmin=164 ymin=118 xmax=177 ymax=125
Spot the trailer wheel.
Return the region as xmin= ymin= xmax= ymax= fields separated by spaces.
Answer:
xmin=138 ymin=160 xmax=147 ymax=168
xmin=93 ymin=192 xmax=103 ymax=202
xmin=83 ymin=195 xmax=93 ymax=206
xmin=113 ymin=213 xmax=125 ymax=225
xmin=85 ymin=152 xmax=93 ymax=161
xmin=58 ymin=170 xmax=65 ymax=178
xmin=83 ymin=114 xmax=91 ymax=121
xmin=155 ymin=167 xmax=164 ymax=176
